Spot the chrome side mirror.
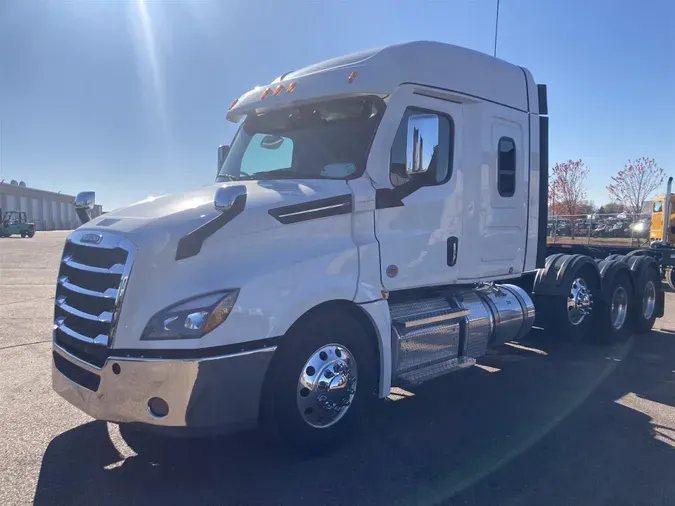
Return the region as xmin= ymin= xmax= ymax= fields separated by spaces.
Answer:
xmin=217 ymin=145 xmax=230 ymax=175
xmin=74 ymin=191 xmax=95 ymax=224
xmin=406 ymin=113 xmax=440 ymax=177
xmin=214 ymin=185 xmax=247 ymax=212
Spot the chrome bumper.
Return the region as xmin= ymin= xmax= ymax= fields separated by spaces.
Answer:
xmin=52 ymin=343 xmax=275 ymax=431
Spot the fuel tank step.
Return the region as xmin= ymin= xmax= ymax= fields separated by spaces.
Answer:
xmin=397 ymin=356 xmax=476 ymax=386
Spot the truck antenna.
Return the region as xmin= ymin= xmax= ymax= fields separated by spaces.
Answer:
xmin=493 ymin=0 xmax=500 ymax=57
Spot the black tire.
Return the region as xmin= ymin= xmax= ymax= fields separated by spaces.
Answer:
xmin=538 ymin=265 xmax=599 ymax=341
xmin=594 ymin=270 xmax=632 ymax=343
xmin=20 ymin=231 xmax=27 ymax=238
xmin=27 ymin=230 xmax=34 ymax=238
xmin=631 ymin=265 xmax=661 ymax=333
xmin=261 ymin=312 xmax=377 ymax=455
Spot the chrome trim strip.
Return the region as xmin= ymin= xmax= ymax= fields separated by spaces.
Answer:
xmin=56 ymin=297 xmax=113 ymax=323
xmin=59 ymin=276 xmax=118 ymax=299
xmin=56 ymin=321 xmax=109 ymax=346
xmin=53 ymin=342 xmax=276 ymax=374
xmin=109 ymin=346 xmax=278 ymax=363
xmin=404 ymin=310 xmax=471 ymax=328
xmin=62 ymin=256 xmax=125 ymax=275
xmin=53 ymin=343 xmax=104 ymax=373
xmin=277 ymin=203 xmax=348 ymax=218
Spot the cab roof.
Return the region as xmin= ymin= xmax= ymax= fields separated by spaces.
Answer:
xmin=227 ymin=41 xmax=537 ymax=121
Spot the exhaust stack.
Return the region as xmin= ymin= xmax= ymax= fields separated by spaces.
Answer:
xmin=662 ymin=177 xmax=673 ymax=244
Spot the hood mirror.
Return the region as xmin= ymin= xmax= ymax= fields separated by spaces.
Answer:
xmin=260 ymin=135 xmax=284 ymax=150
xmin=217 ymin=145 xmax=230 ymax=176
xmin=74 ymin=191 xmax=95 ymax=224
xmin=214 ymin=185 xmax=247 ymax=212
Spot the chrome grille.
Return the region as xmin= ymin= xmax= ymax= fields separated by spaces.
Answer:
xmin=53 ymin=231 xmax=135 ymax=368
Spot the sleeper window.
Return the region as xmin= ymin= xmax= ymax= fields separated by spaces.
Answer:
xmin=498 ymin=137 xmax=516 ymax=197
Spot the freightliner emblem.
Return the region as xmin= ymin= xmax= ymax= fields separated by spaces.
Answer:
xmin=80 ymin=233 xmax=102 ymax=245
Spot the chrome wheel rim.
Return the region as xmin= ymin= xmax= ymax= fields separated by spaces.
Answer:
xmin=642 ymin=281 xmax=656 ymax=320
xmin=297 ymin=344 xmax=357 ymax=429
xmin=610 ymin=286 xmax=628 ymax=330
xmin=567 ymin=277 xmax=592 ymax=325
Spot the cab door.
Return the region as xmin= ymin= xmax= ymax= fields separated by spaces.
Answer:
xmin=371 ymin=88 xmax=463 ymax=291
xmin=651 ymin=198 xmax=664 ymax=240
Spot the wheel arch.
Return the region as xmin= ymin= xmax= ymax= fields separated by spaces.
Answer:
xmin=533 ymin=253 xmax=602 ymax=297
xmin=262 ymin=299 xmax=387 ymax=401
xmin=606 ymin=254 xmax=664 ymax=319
xmin=596 ymin=258 xmax=634 ymax=301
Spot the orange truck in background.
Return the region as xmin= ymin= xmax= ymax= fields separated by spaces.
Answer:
xmin=650 ymin=194 xmax=675 ymax=243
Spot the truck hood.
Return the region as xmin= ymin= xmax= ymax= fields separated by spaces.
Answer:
xmin=81 ymin=179 xmax=351 ymax=249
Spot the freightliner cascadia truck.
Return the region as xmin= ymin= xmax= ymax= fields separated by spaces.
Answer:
xmin=52 ymin=41 xmax=667 ymax=453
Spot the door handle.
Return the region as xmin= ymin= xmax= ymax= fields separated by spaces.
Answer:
xmin=447 ymin=237 xmax=458 ymax=266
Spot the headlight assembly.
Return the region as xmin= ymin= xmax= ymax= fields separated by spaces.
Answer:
xmin=141 ymin=290 xmax=239 ymax=340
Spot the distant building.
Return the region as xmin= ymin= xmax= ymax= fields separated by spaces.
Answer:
xmin=0 ymin=182 xmax=102 ymax=230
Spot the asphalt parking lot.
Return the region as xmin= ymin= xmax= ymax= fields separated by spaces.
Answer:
xmin=3 ymin=232 xmax=675 ymax=505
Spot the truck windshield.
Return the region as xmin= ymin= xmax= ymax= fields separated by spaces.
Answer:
xmin=217 ymin=96 xmax=384 ymax=182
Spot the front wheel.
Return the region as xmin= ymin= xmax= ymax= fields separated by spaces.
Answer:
xmin=261 ymin=313 xmax=376 ymax=455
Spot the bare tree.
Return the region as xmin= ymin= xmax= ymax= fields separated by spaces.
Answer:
xmin=607 ymin=157 xmax=665 ymax=219
xmin=549 ymin=159 xmax=589 ymax=216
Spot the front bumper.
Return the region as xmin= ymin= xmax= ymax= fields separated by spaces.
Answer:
xmin=52 ymin=343 xmax=275 ymax=432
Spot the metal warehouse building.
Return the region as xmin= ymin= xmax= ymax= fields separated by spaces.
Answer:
xmin=0 ymin=181 xmax=102 ymax=230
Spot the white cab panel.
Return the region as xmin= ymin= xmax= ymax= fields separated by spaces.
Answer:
xmin=348 ymin=178 xmax=384 ymax=303
xmin=457 ymin=102 xmax=529 ymax=281
xmin=369 ymin=86 xmax=464 ymax=291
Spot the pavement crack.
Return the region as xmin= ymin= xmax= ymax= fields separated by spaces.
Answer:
xmin=0 ymin=296 xmax=54 ymax=307
xmin=0 ymin=339 xmax=51 ymax=351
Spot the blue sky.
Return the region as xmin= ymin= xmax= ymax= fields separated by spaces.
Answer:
xmin=1 ymin=0 xmax=673 ymax=210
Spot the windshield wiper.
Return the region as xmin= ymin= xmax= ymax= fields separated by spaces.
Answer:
xmin=252 ymin=169 xmax=327 ymax=180
xmin=216 ymin=172 xmax=253 ymax=182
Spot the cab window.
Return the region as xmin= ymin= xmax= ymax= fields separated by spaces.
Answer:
xmin=653 ymin=201 xmax=663 ymax=212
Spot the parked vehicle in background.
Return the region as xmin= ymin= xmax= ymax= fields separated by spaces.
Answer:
xmin=0 ymin=210 xmax=35 ymax=238
xmin=549 ymin=213 xmax=651 ymax=245
xmin=650 ymin=194 xmax=675 ymax=243
xmin=51 ymin=41 xmax=670 ymax=454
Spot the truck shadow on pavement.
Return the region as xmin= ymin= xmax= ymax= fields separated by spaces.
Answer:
xmin=35 ymin=330 xmax=675 ymax=506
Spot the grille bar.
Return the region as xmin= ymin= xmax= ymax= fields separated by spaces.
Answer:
xmin=58 ymin=276 xmax=118 ymax=299
xmin=62 ymin=256 xmax=125 ymax=275
xmin=56 ymin=319 xmax=109 ymax=346
xmin=56 ymin=296 xmax=113 ymax=323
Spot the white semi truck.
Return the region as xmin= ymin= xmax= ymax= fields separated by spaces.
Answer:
xmin=53 ymin=41 xmax=665 ymax=452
